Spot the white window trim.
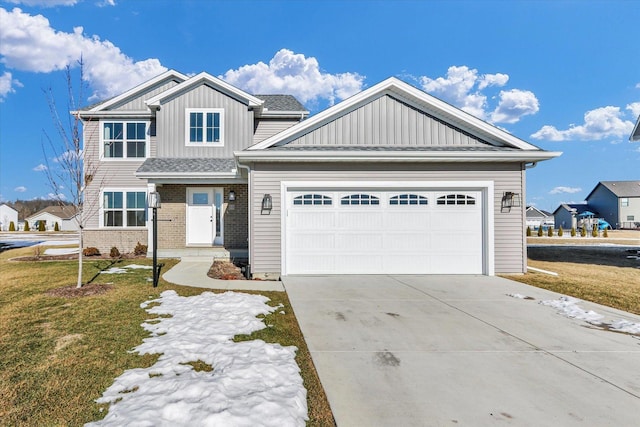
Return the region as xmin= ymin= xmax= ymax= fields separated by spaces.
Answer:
xmin=185 ymin=108 xmax=225 ymax=147
xmin=99 ymin=120 xmax=150 ymax=161
xmin=99 ymin=188 xmax=148 ymax=228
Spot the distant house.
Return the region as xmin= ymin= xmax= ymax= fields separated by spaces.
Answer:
xmin=25 ymin=206 xmax=79 ymax=231
xmin=553 ymin=203 xmax=594 ymax=230
xmin=585 ymin=181 xmax=640 ymax=229
xmin=526 ymin=206 xmax=554 ymax=229
xmin=0 ymin=204 xmax=18 ymax=231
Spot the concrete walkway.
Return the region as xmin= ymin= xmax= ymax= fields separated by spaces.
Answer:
xmin=283 ymin=275 xmax=640 ymax=426
xmin=162 ymin=257 xmax=284 ymax=291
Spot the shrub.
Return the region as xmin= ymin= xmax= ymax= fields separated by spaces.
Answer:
xmin=537 ymin=226 xmax=543 ymax=237
xmin=9 ymin=221 xmax=15 ymax=231
xmin=38 ymin=221 xmax=45 ymax=232
xmin=591 ymin=227 xmax=598 ymax=238
xmin=558 ymin=226 xmax=563 ymax=237
xmin=526 ymin=226 xmax=532 ymax=237
xmin=571 ymin=227 xmax=576 ymax=237
xmin=547 ymin=227 xmax=554 ymax=237
xmin=54 ymin=222 xmax=60 ymax=231
xmin=580 ymin=227 xmax=587 ymax=237
xmin=134 ymin=241 xmax=148 ymax=256
xmin=83 ymin=247 xmax=100 ymax=256
xmin=603 ymin=228 xmax=609 ymax=238
xmin=110 ymin=246 xmax=121 ymax=259
xmin=24 ymin=220 xmax=30 ymax=231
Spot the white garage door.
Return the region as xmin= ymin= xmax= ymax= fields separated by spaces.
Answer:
xmin=285 ymin=189 xmax=484 ymax=275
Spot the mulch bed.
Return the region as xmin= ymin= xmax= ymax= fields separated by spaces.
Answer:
xmin=45 ymin=283 xmax=114 ymax=298
xmin=12 ymin=254 xmax=145 ymax=262
xmin=207 ymin=260 xmax=246 ymax=280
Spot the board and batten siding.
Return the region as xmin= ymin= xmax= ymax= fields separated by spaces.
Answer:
xmin=155 ymin=85 xmax=254 ymax=158
xmin=108 ymin=80 xmax=182 ymax=111
xmin=253 ymin=119 xmax=301 ymax=144
xmin=249 ymin=162 xmax=526 ymax=275
xmin=289 ymin=95 xmax=489 ymax=147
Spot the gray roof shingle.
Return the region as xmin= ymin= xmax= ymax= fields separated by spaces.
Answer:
xmin=597 ymin=181 xmax=640 ymax=198
xmin=137 ymin=158 xmax=236 ymax=174
xmin=255 ymin=95 xmax=307 ymax=112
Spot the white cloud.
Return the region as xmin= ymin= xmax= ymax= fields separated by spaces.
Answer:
xmin=627 ymin=102 xmax=640 ymax=119
xmin=549 ymin=186 xmax=582 ymax=195
xmin=0 ymin=7 xmax=166 ymax=100
xmin=419 ymin=65 xmax=538 ymax=124
xmin=33 ymin=163 xmax=48 ymax=171
xmin=0 ymin=71 xmax=23 ymax=101
xmin=5 ymin=0 xmax=79 ymax=6
xmin=53 ymin=149 xmax=82 ymax=163
xmin=220 ymin=49 xmax=364 ymax=106
xmin=531 ymin=106 xmax=635 ymax=141
xmin=96 ymin=0 xmax=116 ymax=7
xmin=14 ymin=186 xmax=27 ymax=192
xmin=47 ymin=192 xmax=66 ymax=201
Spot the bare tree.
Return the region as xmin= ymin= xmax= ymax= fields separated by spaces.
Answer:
xmin=42 ymin=58 xmax=99 ymax=288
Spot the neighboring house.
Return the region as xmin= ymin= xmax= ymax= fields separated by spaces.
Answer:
xmin=26 ymin=206 xmax=79 ymax=231
xmin=585 ymin=181 xmax=640 ymax=229
xmin=0 ymin=204 xmax=18 ymax=231
xmin=526 ymin=206 xmax=554 ymax=229
xmin=553 ymin=203 xmax=591 ymax=230
xmin=77 ymin=72 xmax=560 ymax=277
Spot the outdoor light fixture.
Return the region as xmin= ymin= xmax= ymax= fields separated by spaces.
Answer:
xmin=261 ymin=194 xmax=273 ymax=213
xmin=149 ymin=191 xmax=163 ymax=288
xmin=149 ymin=191 xmax=161 ymax=209
xmin=228 ymin=190 xmax=236 ymax=202
xmin=501 ymin=191 xmax=522 ymax=212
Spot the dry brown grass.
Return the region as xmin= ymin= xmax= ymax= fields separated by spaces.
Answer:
xmin=527 ymin=229 xmax=640 ymax=246
xmin=504 ymin=245 xmax=640 ymax=315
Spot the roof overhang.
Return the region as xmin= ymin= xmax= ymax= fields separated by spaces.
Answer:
xmin=73 ymin=110 xmax=153 ymax=119
xmin=631 ymin=115 xmax=640 ymax=141
xmin=235 ymin=149 xmax=562 ymax=163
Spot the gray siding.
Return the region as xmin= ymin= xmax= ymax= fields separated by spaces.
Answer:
xmin=109 ymin=80 xmax=181 ymax=111
xmin=288 ymin=95 xmax=489 ymax=147
xmin=554 ymin=209 xmax=575 ymax=230
xmin=249 ymin=162 xmax=525 ymax=275
xmin=253 ymin=118 xmax=301 ymax=144
xmin=156 ymin=85 xmax=254 ymax=158
xmin=586 ymin=185 xmax=618 ymax=228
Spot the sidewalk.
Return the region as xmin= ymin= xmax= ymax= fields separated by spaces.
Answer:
xmin=162 ymin=257 xmax=284 ymax=291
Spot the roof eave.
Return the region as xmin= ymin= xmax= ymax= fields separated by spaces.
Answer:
xmin=74 ymin=110 xmax=153 ymax=119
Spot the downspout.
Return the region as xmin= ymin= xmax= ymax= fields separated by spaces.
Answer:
xmin=525 ymin=162 xmax=537 ymax=169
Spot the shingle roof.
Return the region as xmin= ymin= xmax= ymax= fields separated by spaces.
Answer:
xmin=597 ymin=181 xmax=640 ymax=198
xmin=265 ymin=145 xmax=521 ymax=152
xmin=255 ymin=95 xmax=307 ymax=112
xmin=553 ymin=203 xmax=599 ymax=216
xmin=136 ymin=158 xmax=236 ymax=174
xmin=30 ymin=205 xmax=78 ymax=219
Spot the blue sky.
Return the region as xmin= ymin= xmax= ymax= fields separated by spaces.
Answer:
xmin=0 ymin=0 xmax=638 ymax=212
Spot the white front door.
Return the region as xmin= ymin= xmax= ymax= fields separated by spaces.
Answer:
xmin=187 ymin=188 xmax=223 ymax=246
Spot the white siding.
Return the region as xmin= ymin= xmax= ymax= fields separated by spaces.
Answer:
xmin=249 ymin=162 xmax=525 ymax=275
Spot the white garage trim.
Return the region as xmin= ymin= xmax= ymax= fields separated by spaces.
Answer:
xmin=280 ymin=180 xmax=494 ymax=276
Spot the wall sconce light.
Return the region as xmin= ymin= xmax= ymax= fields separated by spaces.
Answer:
xmin=228 ymin=190 xmax=236 ymax=202
xmin=149 ymin=191 xmax=161 ymax=209
xmin=501 ymin=191 xmax=521 ymax=212
xmin=261 ymin=194 xmax=273 ymax=213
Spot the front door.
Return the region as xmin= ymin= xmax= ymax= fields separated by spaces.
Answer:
xmin=186 ymin=188 xmax=224 ymax=246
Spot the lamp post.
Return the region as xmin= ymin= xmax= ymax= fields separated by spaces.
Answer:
xmin=149 ymin=192 xmax=162 ymax=288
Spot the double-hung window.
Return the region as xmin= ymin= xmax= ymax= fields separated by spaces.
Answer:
xmin=185 ymin=109 xmax=223 ymax=145
xmin=102 ymin=121 xmax=148 ymax=159
xmin=102 ymin=190 xmax=147 ymax=227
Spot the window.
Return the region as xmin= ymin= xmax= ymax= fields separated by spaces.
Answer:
xmin=341 ymin=194 xmax=380 ymax=205
xmin=621 ymin=198 xmax=629 ymax=207
xmin=102 ymin=191 xmax=146 ymax=227
xmin=102 ymin=122 xmax=148 ymax=158
xmin=437 ymin=194 xmax=476 ymax=205
xmin=628 ymin=215 xmax=635 ymax=221
xmin=293 ymin=194 xmax=332 ymax=205
xmin=186 ymin=109 xmax=223 ymax=145
xmin=390 ymin=194 xmax=428 ymax=205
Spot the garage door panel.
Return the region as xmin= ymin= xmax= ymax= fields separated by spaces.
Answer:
xmin=289 ymin=233 xmax=334 ymax=250
xmin=289 ymin=211 xmax=335 ymax=229
xmin=335 ymin=233 xmax=383 ymax=251
xmin=336 ymin=255 xmax=384 ymax=273
xmin=385 ymin=232 xmax=432 ymax=251
xmin=335 ymin=211 xmax=384 ymax=229
xmin=385 ymin=211 xmax=432 ymax=229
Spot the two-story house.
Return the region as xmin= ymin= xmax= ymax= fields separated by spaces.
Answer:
xmin=78 ymin=71 xmax=560 ymax=278
xmin=585 ymin=181 xmax=640 ymax=229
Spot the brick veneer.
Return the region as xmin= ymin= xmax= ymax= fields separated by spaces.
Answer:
xmin=83 ymin=229 xmax=148 ymax=255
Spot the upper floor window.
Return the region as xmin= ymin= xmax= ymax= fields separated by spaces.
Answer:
xmin=621 ymin=198 xmax=629 ymax=207
xmin=102 ymin=121 xmax=148 ymax=159
xmin=185 ymin=108 xmax=224 ymax=146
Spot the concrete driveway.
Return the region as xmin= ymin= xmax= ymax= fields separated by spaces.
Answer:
xmin=282 ymin=275 xmax=640 ymax=426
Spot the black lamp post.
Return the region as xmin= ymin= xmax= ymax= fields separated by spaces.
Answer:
xmin=149 ymin=191 xmax=162 ymax=287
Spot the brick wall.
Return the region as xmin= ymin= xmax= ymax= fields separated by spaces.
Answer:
xmin=83 ymin=229 xmax=148 ymax=254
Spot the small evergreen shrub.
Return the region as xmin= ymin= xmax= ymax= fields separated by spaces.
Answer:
xmin=571 ymin=227 xmax=576 ymax=237
xmin=526 ymin=226 xmax=532 ymax=237
xmin=580 ymin=227 xmax=587 ymax=237
xmin=24 ymin=220 xmax=30 ymax=231
xmin=547 ymin=227 xmax=554 ymax=237
xmin=9 ymin=221 xmax=15 ymax=231
xmin=38 ymin=221 xmax=45 ymax=232
xmin=110 ymin=246 xmax=121 ymax=258
xmin=83 ymin=247 xmax=100 ymax=256
xmin=603 ymin=228 xmax=609 ymax=238
xmin=558 ymin=226 xmax=563 ymax=237
xmin=592 ymin=227 xmax=598 ymax=238
xmin=537 ymin=226 xmax=544 ymax=237
xmin=54 ymin=222 xmax=60 ymax=231
xmin=134 ymin=241 xmax=148 ymax=256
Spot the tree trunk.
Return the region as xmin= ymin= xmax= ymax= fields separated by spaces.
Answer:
xmin=76 ymin=227 xmax=83 ymax=288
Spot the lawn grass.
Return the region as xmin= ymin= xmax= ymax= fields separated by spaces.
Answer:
xmin=0 ymin=247 xmax=334 ymax=426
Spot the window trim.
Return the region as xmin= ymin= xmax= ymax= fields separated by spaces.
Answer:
xmin=99 ymin=120 xmax=150 ymax=161
xmin=99 ymin=188 xmax=148 ymax=228
xmin=621 ymin=197 xmax=629 ymax=207
xmin=185 ymin=108 xmax=224 ymax=147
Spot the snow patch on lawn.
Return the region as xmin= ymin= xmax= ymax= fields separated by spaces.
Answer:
xmin=101 ymin=264 xmax=153 ymax=274
xmin=86 ymin=290 xmax=307 ymax=426
xmin=44 ymin=247 xmax=79 ymax=255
